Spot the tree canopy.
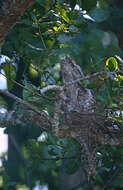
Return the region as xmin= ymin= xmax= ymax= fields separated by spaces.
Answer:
xmin=1 ymin=0 xmax=123 ymax=190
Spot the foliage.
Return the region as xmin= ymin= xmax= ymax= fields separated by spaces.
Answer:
xmin=1 ymin=0 xmax=123 ymax=189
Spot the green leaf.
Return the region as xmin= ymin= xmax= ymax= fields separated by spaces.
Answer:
xmin=61 ymin=10 xmax=71 ymax=23
xmin=48 ymin=145 xmax=62 ymax=157
xmin=21 ymin=19 xmax=33 ymax=26
xmin=56 ymin=5 xmax=71 ymax=24
xmin=105 ymin=57 xmax=119 ymax=72
xmin=56 ymin=159 xmax=62 ymax=167
xmin=97 ymin=0 xmax=109 ymax=8
xmin=3 ymin=61 xmax=16 ymax=90
xmin=65 ymin=159 xmax=80 ymax=174
xmin=37 ymin=0 xmax=45 ymax=6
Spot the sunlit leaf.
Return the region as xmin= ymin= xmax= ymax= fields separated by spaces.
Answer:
xmin=106 ymin=57 xmax=119 ymax=72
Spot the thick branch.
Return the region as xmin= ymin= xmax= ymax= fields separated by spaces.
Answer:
xmin=0 ymin=0 xmax=36 ymax=43
xmin=0 ymin=109 xmax=123 ymax=146
xmin=0 ymin=110 xmax=51 ymax=132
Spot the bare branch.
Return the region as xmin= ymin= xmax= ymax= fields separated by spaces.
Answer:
xmin=39 ymin=85 xmax=63 ymax=94
xmin=0 ymin=109 xmax=51 ymax=132
xmin=38 ymin=71 xmax=116 ymax=95
xmin=63 ymin=71 xmax=117 ymax=86
xmin=0 ymin=90 xmax=49 ymax=120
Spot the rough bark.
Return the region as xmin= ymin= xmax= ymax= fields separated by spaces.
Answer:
xmin=0 ymin=0 xmax=36 ymax=43
xmin=0 ymin=108 xmax=122 ymax=146
xmin=53 ymin=57 xmax=96 ymax=179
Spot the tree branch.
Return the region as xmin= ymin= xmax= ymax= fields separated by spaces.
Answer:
xmin=0 ymin=108 xmax=123 ymax=147
xmin=0 ymin=0 xmax=36 ymax=43
xmin=0 ymin=90 xmax=50 ymax=120
xmin=38 ymin=71 xmax=117 ymax=95
xmin=39 ymin=85 xmax=63 ymax=94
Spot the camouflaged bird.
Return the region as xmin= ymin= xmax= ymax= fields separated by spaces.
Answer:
xmin=53 ymin=57 xmax=97 ymax=178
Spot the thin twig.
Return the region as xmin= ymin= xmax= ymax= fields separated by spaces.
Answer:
xmin=0 ymin=90 xmax=49 ymax=121
xmin=0 ymin=70 xmax=54 ymax=102
xmin=40 ymin=85 xmax=63 ymax=94
xmin=0 ymin=70 xmax=42 ymax=97
xmin=63 ymin=71 xmax=106 ymax=86
xmin=37 ymin=22 xmax=47 ymax=49
xmin=39 ymin=71 xmax=115 ymax=94
xmin=0 ymin=65 xmax=114 ymax=96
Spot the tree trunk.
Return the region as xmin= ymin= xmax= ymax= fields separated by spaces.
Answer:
xmin=0 ymin=1 xmax=35 ymax=188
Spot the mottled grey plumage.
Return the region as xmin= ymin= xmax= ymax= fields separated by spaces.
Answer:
xmin=56 ymin=57 xmax=97 ymax=178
